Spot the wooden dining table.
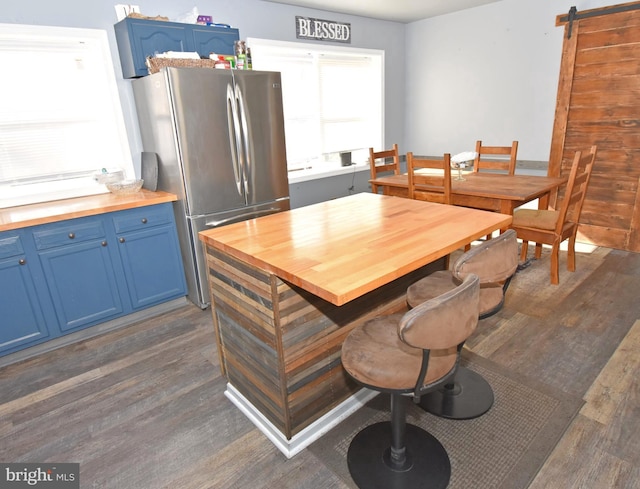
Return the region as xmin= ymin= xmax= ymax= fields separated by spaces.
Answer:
xmin=199 ymin=193 xmax=511 ymax=457
xmin=369 ymin=172 xmax=567 ymax=216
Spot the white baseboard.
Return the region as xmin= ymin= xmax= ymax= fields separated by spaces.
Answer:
xmin=224 ymin=383 xmax=378 ymax=459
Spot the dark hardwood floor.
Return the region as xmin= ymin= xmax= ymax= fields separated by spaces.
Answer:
xmin=1 ymin=244 xmax=639 ymax=488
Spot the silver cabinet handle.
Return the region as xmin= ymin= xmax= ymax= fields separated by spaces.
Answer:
xmin=119 ymin=237 xmax=125 ymax=243
xmin=68 ymin=233 xmax=75 ymax=239
xmin=19 ymin=258 xmax=26 ymax=265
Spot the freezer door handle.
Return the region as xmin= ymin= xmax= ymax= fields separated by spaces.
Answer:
xmin=205 ymin=208 xmax=282 ymax=228
xmin=236 ymin=86 xmax=251 ymax=197
xmin=226 ymin=83 xmax=243 ymax=197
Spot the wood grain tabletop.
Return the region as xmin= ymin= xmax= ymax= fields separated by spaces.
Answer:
xmin=370 ymin=173 xmax=566 ymax=201
xmin=199 ymin=193 xmax=512 ymax=305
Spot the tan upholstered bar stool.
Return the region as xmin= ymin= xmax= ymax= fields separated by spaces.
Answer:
xmin=406 ymin=229 xmax=518 ymax=419
xmin=342 ymin=274 xmax=480 ymax=489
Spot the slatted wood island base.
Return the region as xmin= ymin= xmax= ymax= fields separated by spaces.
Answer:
xmin=205 ymin=245 xmax=440 ymax=444
xmin=199 ymin=193 xmax=511 ymax=457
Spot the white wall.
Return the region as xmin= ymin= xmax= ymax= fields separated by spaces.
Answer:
xmin=405 ymin=0 xmax=616 ymax=162
xmin=0 ymin=0 xmax=406 ymax=171
xmin=0 ymin=0 xmax=622 ymax=173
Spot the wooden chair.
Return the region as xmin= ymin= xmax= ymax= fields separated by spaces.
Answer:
xmin=342 ymin=273 xmax=480 ymax=489
xmin=470 ymin=140 xmax=518 ymax=247
xmin=407 ymin=152 xmax=452 ymax=204
xmin=406 ymin=229 xmax=519 ymax=419
xmin=512 ymin=146 xmax=597 ymax=285
xmin=473 ymin=140 xmax=518 ymax=175
xmin=369 ymin=144 xmax=400 ymax=194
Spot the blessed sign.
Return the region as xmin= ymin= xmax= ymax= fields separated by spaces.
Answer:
xmin=296 ymin=16 xmax=351 ymax=43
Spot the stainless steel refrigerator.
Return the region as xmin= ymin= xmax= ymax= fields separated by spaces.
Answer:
xmin=132 ymin=67 xmax=290 ymax=308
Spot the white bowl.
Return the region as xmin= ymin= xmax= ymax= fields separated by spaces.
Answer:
xmin=106 ymin=179 xmax=144 ymax=195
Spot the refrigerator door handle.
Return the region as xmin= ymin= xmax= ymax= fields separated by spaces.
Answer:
xmin=205 ymin=208 xmax=282 ymax=228
xmin=226 ymin=83 xmax=244 ymax=196
xmin=236 ymin=86 xmax=251 ymax=197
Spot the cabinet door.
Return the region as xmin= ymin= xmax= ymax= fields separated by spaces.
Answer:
xmin=133 ymin=24 xmax=189 ymax=69
xmin=0 ymin=235 xmax=50 ymax=354
xmin=116 ymin=18 xmax=190 ymax=78
xmin=190 ymin=26 xmax=239 ymax=57
xmin=116 ymin=224 xmax=187 ymax=310
xmin=38 ymin=240 xmax=124 ymax=332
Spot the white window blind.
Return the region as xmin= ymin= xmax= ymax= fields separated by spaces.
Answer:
xmin=248 ymin=39 xmax=383 ymax=170
xmin=318 ymin=55 xmax=381 ymax=154
xmin=0 ymin=24 xmax=134 ymax=208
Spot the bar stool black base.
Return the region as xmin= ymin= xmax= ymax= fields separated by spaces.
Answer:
xmin=418 ymin=366 xmax=494 ymax=420
xmin=347 ymin=422 xmax=450 ymax=489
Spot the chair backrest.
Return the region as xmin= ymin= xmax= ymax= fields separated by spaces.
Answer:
xmin=555 ymin=145 xmax=597 ymax=235
xmin=407 ymin=152 xmax=452 ymax=204
xmin=399 ymin=273 xmax=478 ymax=397
xmin=473 ymin=140 xmax=518 ymax=175
xmin=369 ymin=144 xmax=400 ymax=180
xmin=453 ymin=229 xmax=518 ymax=284
xmin=453 ymin=229 xmax=519 ymax=318
xmin=399 ymin=273 xmax=479 ymax=352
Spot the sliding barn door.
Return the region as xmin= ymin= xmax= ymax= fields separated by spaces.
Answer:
xmin=551 ymin=2 xmax=640 ymax=252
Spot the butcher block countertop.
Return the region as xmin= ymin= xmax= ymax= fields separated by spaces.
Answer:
xmin=0 ymin=190 xmax=178 ymax=232
xmin=199 ymin=192 xmax=512 ymax=305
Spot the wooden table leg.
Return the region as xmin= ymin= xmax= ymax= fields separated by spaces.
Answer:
xmin=499 ymin=201 xmax=515 ymax=233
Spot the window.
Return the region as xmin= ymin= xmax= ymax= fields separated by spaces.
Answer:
xmin=0 ymin=24 xmax=134 ymax=209
xmin=248 ymin=38 xmax=383 ymax=172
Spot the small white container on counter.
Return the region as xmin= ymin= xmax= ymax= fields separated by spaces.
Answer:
xmin=94 ymin=168 xmax=125 ymax=184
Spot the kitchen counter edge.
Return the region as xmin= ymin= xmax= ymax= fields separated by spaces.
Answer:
xmin=0 ymin=190 xmax=178 ymax=232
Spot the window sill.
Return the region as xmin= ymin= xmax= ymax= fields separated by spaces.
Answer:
xmin=288 ymin=161 xmax=369 ymax=184
xmin=0 ymin=179 xmax=109 ymax=210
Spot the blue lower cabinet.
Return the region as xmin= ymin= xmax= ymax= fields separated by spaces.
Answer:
xmin=112 ymin=205 xmax=187 ymax=310
xmin=38 ymin=239 xmax=124 ymax=332
xmin=0 ymin=233 xmax=51 ymax=355
xmin=33 ymin=217 xmax=124 ymax=332
xmin=0 ymin=202 xmax=186 ymax=358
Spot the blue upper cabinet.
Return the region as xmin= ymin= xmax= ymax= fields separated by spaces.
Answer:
xmin=114 ymin=18 xmax=240 ymax=78
xmin=115 ymin=19 xmax=189 ymax=78
xmin=191 ymin=26 xmax=240 ymax=59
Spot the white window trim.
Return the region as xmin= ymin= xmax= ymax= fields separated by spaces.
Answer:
xmin=247 ymin=37 xmax=384 ymax=183
xmin=0 ymin=23 xmax=134 ymax=209
xmin=286 ymin=160 xmax=371 ymax=184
